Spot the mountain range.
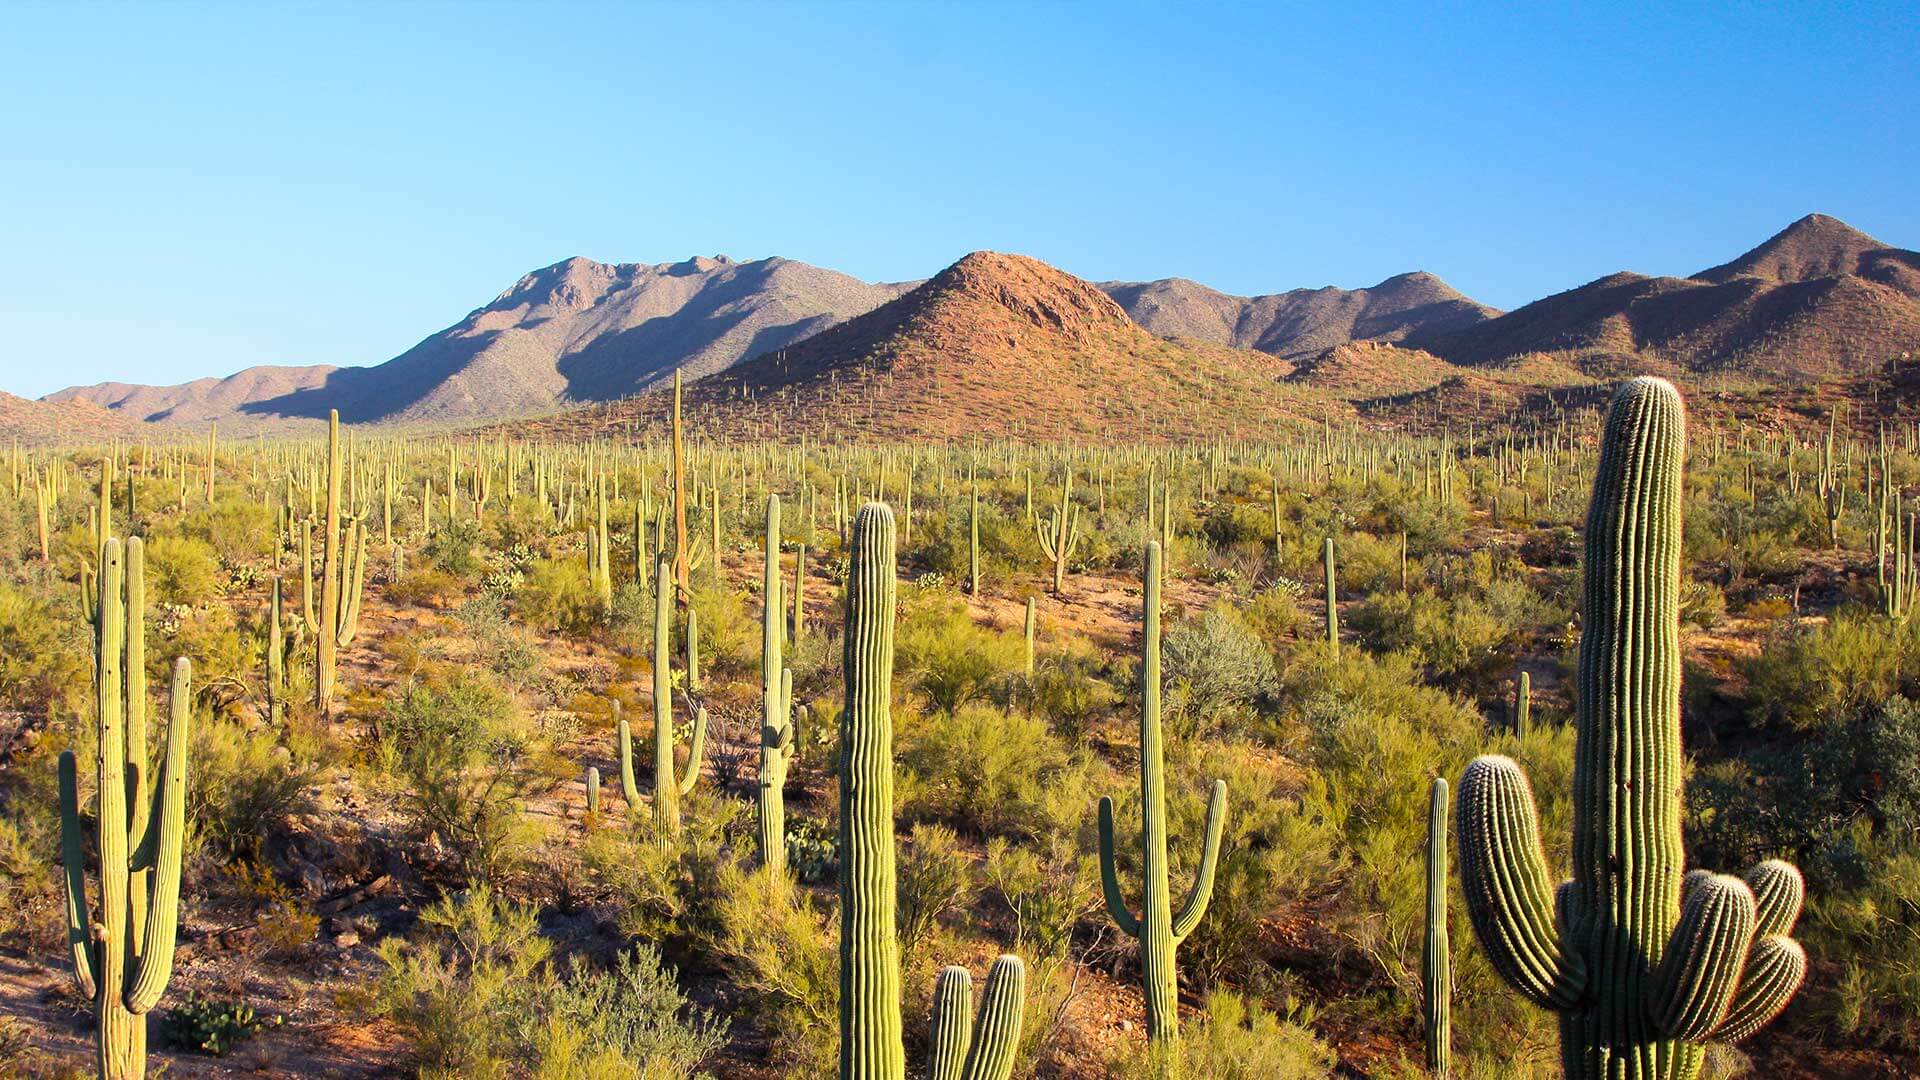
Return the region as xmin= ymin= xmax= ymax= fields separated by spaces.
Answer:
xmin=24 ymin=213 xmax=1920 ymax=441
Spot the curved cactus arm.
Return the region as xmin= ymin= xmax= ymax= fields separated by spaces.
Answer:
xmin=927 ymin=966 xmax=972 ymax=1080
xmin=1171 ymin=779 xmax=1229 ymax=941
xmin=1095 ymin=796 xmax=1142 ymax=938
xmin=1650 ymin=873 xmax=1757 ymax=1041
xmin=959 ymin=954 xmax=1025 ymax=1080
xmin=57 ymin=750 xmax=97 ymax=999
xmin=127 ymin=658 xmax=192 ymax=1014
xmin=1745 ymin=859 xmax=1804 ymax=937
xmin=616 ymin=706 xmax=641 ymax=809
xmin=1456 ymin=755 xmax=1586 ymax=1009
xmin=678 ymin=703 xmax=709 ymax=796
xmin=335 ymin=520 xmax=366 ymax=648
xmin=1711 ymin=936 xmax=1807 ymax=1042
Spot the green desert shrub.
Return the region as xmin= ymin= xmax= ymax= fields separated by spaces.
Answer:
xmin=0 ymin=582 xmax=88 ymax=714
xmin=189 ymin=716 xmax=323 ymax=859
xmin=702 ymin=866 xmax=837 ymax=1074
xmin=895 ymin=592 xmax=1022 ymax=713
xmin=516 ymin=557 xmax=601 ymax=635
xmin=145 ymin=534 xmax=222 ymax=605
xmin=899 ymin=702 xmax=1092 ymax=842
xmin=1107 ymin=990 xmax=1336 ymax=1079
xmin=1162 ymin=605 xmax=1277 ymax=732
xmin=377 ymin=673 xmax=553 ymax=885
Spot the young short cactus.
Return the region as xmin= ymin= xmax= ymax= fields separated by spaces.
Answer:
xmin=1456 ymin=379 xmax=1807 ymax=1079
xmin=60 ymin=537 xmax=194 ymax=1080
xmin=927 ymin=955 xmax=1027 ymax=1080
xmin=840 ymin=502 xmax=905 ymax=1080
xmin=1096 ymin=540 xmax=1229 ymax=1044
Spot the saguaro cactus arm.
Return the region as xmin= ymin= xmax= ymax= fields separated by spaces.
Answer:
xmin=126 ymin=658 xmax=192 ymax=1014
xmin=1095 ymin=797 xmax=1143 ymax=938
xmin=1456 ymin=755 xmax=1586 ymax=1010
xmin=57 ymin=751 xmax=96 ymax=998
xmin=1170 ymin=779 xmax=1228 ymax=941
xmin=1651 ymin=874 xmax=1757 ymax=1041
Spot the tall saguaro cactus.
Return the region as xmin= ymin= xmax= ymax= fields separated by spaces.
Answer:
xmin=1424 ymin=777 xmax=1452 ymax=1077
xmin=60 ymin=537 xmax=193 ymax=1080
xmin=305 ymin=410 xmax=365 ymax=716
xmin=1033 ymin=467 xmax=1082 ymax=595
xmin=1096 ymin=540 xmax=1229 ymax=1045
xmin=1456 ymin=379 xmax=1807 ymax=1080
xmin=840 ymin=503 xmax=905 ymax=1080
xmin=759 ymin=494 xmax=795 ymax=874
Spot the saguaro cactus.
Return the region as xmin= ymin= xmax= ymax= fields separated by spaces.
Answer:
xmin=927 ymin=956 xmax=1027 ymax=1080
xmin=304 ymin=411 xmax=365 ymax=716
xmin=1424 ymin=777 xmax=1452 ymax=1077
xmin=266 ymin=576 xmax=286 ymax=725
xmin=1456 ymin=379 xmax=1807 ymax=1079
xmin=759 ymin=494 xmax=795 ymax=874
xmin=60 ymin=537 xmax=193 ymax=1080
xmin=840 ymin=503 xmax=905 ymax=1080
xmin=1096 ymin=540 xmax=1229 ymax=1044
xmin=1033 ymin=467 xmax=1082 ymax=595
xmin=1323 ymin=535 xmax=1339 ymax=656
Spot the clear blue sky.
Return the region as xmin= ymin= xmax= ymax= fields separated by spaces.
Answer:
xmin=2 ymin=2 xmax=1914 ymax=398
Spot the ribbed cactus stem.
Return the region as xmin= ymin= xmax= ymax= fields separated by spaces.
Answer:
xmin=926 ymin=955 xmax=1027 ymax=1080
xmin=651 ymin=550 xmax=679 ymax=844
xmin=267 ymin=577 xmax=285 ymax=724
xmin=1323 ymin=535 xmax=1339 ymax=656
xmin=317 ymin=410 xmax=342 ymax=714
xmin=840 ymin=503 xmax=904 ymax=1080
xmin=1023 ymin=597 xmax=1036 ymax=677
xmin=1096 ymin=540 xmax=1229 ymax=1045
xmin=585 ymin=765 xmax=601 ymax=816
xmin=759 ymin=494 xmax=793 ymax=873
xmin=1425 ymin=777 xmax=1452 ymax=1077
xmin=1515 ymin=671 xmax=1532 ymax=736
xmin=1456 ymin=379 xmax=1807 ymax=1080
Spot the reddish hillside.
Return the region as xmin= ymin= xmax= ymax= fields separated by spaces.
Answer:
xmin=534 ymin=252 xmax=1327 ymax=442
xmin=0 ymin=391 xmax=141 ymax=445
xmin=1412 ymin=214 xmax=1920 ymax=380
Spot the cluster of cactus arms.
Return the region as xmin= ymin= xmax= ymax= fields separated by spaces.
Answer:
xmin=60 ymin=537 xmax=193 ymax=1080
xmin=838 ymin=503 xmax=1026 ymax=1080
xmin=1424 ymin=777 xmax=1452 ymax=1078
xmin=927 ymin=956 xmax=1026 ymax=1080
xmin=1456 ymin=378 xmax=1808 ymax=1079
xmin=1033 ymin=467 xmax=1082 ymax=595
xmin=303 ymin=411 xmax=366 ymax=716
xmin=758 ymin=494 xmax=796 ymax=874
xmin=1097 ymin=539 xmax=1229 ymax=1047
xmin=1819 ymin=411 xmax=1844 ymax=549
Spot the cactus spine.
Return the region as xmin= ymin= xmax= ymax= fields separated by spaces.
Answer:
xmin=60 ymin=538 xmax=193 ymax=1080
xmin=1096 ymin=540 xmax=1229 ymax=1045
xmin=759 ymin=494 xmax=795 ymax=874
xmin=1456 ymin=379 xmax=1807 ymax=1080
xmin=1424 ymin=777 xmax=1451 ymax=1077
xmin=926 ymin=956 xmax=1027 ymax=1080
xmin=840 ymin=503 xmax=904 ymax=1080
